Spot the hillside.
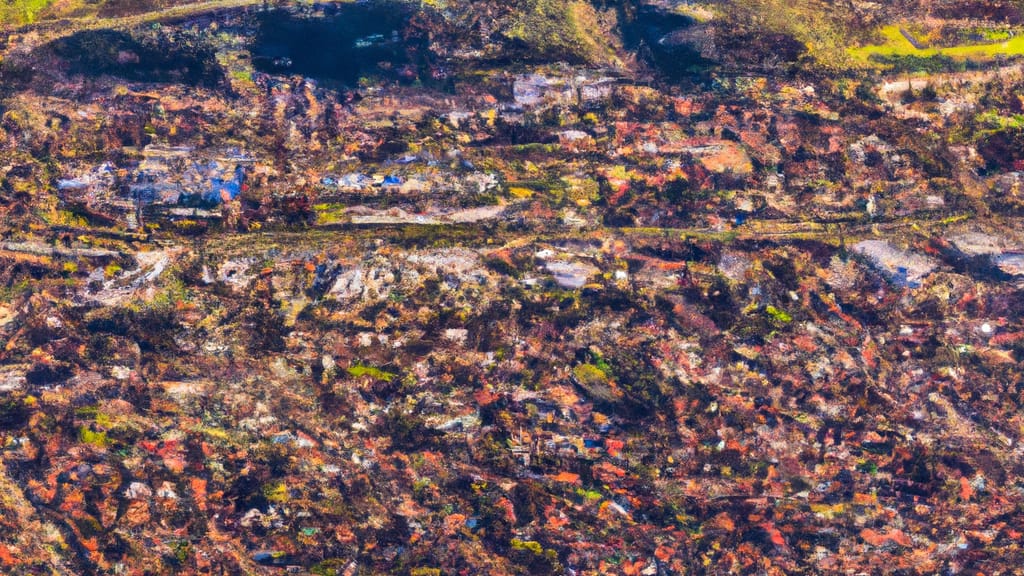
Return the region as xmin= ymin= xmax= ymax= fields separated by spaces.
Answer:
xmin=2 ymin=1 xmax=1024 ymax=574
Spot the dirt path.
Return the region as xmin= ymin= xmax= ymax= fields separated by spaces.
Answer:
xmin=878 ymin=62 xmax=1024 ymax=102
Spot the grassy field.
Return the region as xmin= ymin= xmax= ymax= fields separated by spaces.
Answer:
xmin=849 ymin=24 xmax=1024 ymax=68
xmin=0 ymin=0 xmax=55 ymax=25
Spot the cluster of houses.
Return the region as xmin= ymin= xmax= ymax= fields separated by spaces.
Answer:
xmin=57 ymin=146 xmax=252 ymax=229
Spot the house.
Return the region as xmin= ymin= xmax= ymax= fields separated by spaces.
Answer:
xmin=56 ymin=162 xmax=133 ymax=226
xmin=127 ymin=146 xmax=254 ymax=221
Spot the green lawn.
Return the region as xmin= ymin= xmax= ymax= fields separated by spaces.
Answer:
xmin=849 ymin=24 xmax=1024 ymax=67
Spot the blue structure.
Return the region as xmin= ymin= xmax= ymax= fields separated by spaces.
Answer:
xmin=129 ymin=147 xmax=252 ymax=213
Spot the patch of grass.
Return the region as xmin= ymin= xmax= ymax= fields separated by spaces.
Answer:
xmin=0 ymin=0 xmax=55 ymax=26
xmin=849 ymin=24 xmax=1024 ymax=68
xmin=347 ymin=364 xmax=396 ymax=382
xmin=510 ymin=539 xmax=545 ymax=554
xmin=511 ymin=143 xmax=559 ymax=155
xmin=728 ymin=0 xmax=859 ymax=70
xmin=847 ymin=25 xmax=916 ymax=60
xmin=870 ymin=54 xmax=964 ymax=74
xmin=672 ymin=2 xmax=716 ymax=23
xmin=507 ymin=186 xmax=535 ymax=199
xmin=79 ymin=426 xmax=110 ymax=447
xmin=313 ymin=203 xmax=349 ymax=225
xmin=942 ymin=35 xmax=1024 ymax=58
xmin=504 ymin=0 xmax=620 ymax=65
xmin=977 ymin=111 xmax=1024 ymax=130
xmin=262 ymin=481 xmax=289 ymax=503
xmin=142 ymin=276 xmax=190 ymax=313
xmin=765 ymin=305 xmax=792 ymax=324
xmin=0 ymin=278 xmax=33 ymax=301
xmin=978 ymin=29 xmax=1011 ymax=43
xmin=575 ymin=487 xmax=603 ymax=501
xmin=573 ymin=363 xmax=608 ymax=386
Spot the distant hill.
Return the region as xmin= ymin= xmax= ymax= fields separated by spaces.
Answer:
xmin=0 ymin=0 xmax=242 ymax=27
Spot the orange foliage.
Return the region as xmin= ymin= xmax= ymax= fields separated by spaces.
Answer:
xmin=0 ymin=543 xmax=18 ymax=565
xmin=860 ymin=528 xmax=912 ymax=547
xmin=551 ymin=471 xmax=581 ymax=485
xmin=654 ymin=545 xmax=675 ymax=562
